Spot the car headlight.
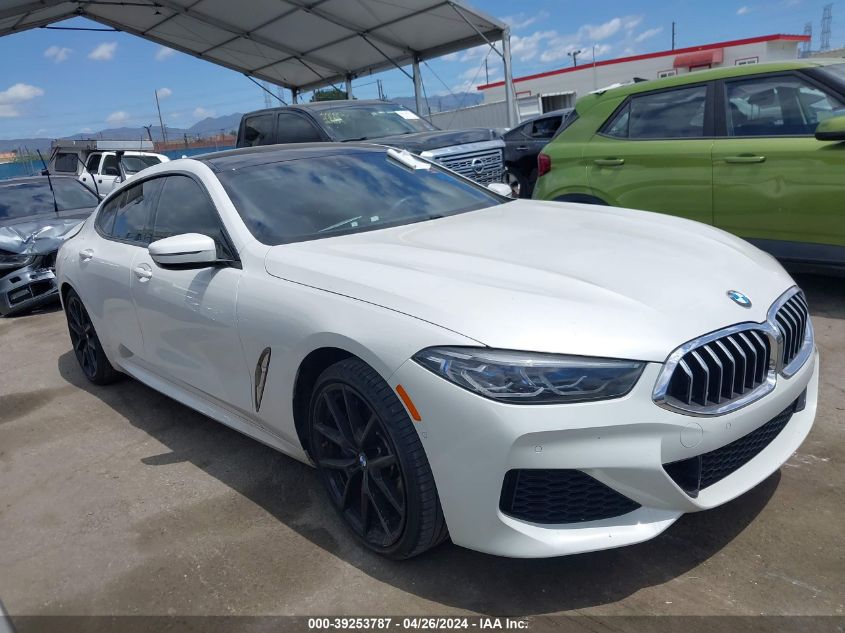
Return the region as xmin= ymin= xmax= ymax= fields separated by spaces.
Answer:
xmin=412 ymin=347 xmax=645 ymax=404
xmin=0 ymin=250 xmax=34 ymax=271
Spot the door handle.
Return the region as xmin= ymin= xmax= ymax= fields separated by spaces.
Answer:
xmin=724 ymin=155 xmax=766 ymax=164
xmin=133 ymin=265 xmax=153 ymax=281
xmin=78 ymin=249 xmax=94 ymax=262
xmin=593 ymin=158 xmax=625 ymax=166
xmin=516 ymin=146 xmax=529 ymax=151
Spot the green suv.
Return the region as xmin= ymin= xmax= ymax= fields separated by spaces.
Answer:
xmin=534 ymin=60 xmax=845 ymax=272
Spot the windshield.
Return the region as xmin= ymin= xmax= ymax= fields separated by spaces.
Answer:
xmin=0 ymin=179 xmax=99 ymax=220
xmin=217 ymin=151 xmax=503 ymax=245
xmin=121 ymin=155 xmax=161 ymax=174
xmin=317 ymin=105 xmax=436 ymax=141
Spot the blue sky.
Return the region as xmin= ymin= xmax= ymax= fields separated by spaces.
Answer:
xmin=0 ymin=0 xmax=841 ymax=139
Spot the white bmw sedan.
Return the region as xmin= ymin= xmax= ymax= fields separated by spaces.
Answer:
xmin=56 ymin=144 xmax=818 ymax=559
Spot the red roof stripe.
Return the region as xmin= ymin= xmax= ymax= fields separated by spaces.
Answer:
xmin=477 ymin=34 xmax=811 ymax=90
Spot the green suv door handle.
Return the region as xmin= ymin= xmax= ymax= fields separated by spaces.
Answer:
xmin=593 ymin=158 xmax=625 ymax=166
xmin=724 ymin=155 xmax=766 ymax=164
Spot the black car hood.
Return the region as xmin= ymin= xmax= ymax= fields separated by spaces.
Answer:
xmin=366 ymin=128 xmax=501 ymax=153
xmin=0 ymin=210 xmax=93 ymax=255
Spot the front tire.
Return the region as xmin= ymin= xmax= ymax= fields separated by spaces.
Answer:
xmin=308 ymin=358 xmax=447 ymax=559
xmin=64 ymin=289 xmax=121 ymax=385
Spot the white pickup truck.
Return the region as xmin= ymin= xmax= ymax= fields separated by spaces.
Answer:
xmin=48 ymin=139 xmax=169 ymax=196
xmin=78 ymin=150 xmax=169 ymax=195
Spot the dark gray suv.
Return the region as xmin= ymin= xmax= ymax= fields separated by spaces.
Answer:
xmin=236 ymin=100 xmax=506 ymax=185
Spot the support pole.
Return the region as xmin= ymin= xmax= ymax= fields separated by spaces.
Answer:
xmin=345 ymin=75 xmax=353 ymax=99
xmin=412 ymin=56 xmax=424 ymax=116
xmin=291 ymin=88 xmax=298 ymax=104
xmin=154 ymin=89 xmax=168 ymax=144
xmin=502 ymin=27 xmax=517 ymax=127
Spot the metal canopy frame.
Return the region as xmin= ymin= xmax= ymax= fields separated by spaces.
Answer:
xmin=0 ymin=0 xmax=518 ymax=125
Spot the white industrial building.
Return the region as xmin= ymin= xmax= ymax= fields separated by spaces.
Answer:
xmin=478 ymin=34 xmax=810 ymax=119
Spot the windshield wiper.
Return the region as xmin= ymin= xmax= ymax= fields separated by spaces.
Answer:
xmin=319 ymin=216 xmax=363 ymax=233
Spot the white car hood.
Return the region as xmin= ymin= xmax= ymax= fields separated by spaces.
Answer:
xmin=264 ymin=200 xmax=795 ymax=362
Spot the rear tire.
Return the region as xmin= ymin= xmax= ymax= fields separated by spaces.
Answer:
xmin=308 ymin=357 xmax=447 ymax=559
xmin=64 ymin=289 xmax=121 ymax=385
xmin=521 ymin=168 xmax=538 ymax=199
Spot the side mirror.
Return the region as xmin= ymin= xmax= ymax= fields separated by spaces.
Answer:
xmin=487 ymin=182 xmax=514 ymax=198
xmin=149 ymin=233 xmax=218 ymax=267
xmin=815 ymin=115 xmax=845 ymax=141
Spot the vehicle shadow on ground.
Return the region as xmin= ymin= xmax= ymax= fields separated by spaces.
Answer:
xmin=57 ymin=352 xmax=780 ymax=615
xmin=793 ymin=273 xmax=845 ymax=320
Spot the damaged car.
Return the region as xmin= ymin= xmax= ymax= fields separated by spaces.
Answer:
xmin=0 ymin=176 xmax=99 ymax=317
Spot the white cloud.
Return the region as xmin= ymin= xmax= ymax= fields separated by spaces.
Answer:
xmin=501 ymin=12 xmax=549 ymax=31
xmin=106 ymin=110 xmax=130 ymax=125
xmin=582 ymin=17 xmax=622 ymax=41
xmin=0 ymin=83 xmax=45 ymax=117
xmin=634 ymin=27 xmax=663 ymax=43
xmin=155 ymin=46 xmax=175 ymax=61
xmin=88 ymin=42 xmax=117 ymax=60
xmin=44 ymin=45 xmax=72 ymax=63
xmin=157 ymin=87 xmax=172 ymax=98
xmin=193 ymin=106 xmax=215 ymax=119
xmin=622 ymin=15 xmax=643 ymax=31
xmin=737 ymin=5 xmax=751 ymax=14
xmin=513 ymin=30 xmax=559 ymax=61
xmin=80 ymin=127 xmax=93 ymax=133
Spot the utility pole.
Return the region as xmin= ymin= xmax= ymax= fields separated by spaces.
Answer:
xmin=568 ymin=49 xmax=582 ymax=67
xmin=671 ymin=22 xmax=676 ymax=50
xmin=154 ymin=90 xmax=168 ymax=144
xmin=820 ymin=4 xmax=833 ymax=52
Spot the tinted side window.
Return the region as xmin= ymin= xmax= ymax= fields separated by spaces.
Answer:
xmin=276 ymin=113 xmax=323 ymax=143
xmin=531 ymin=116 xmax=562 ymax=138
xmin=54 ymin=153 xmax=78 ymax=173
xmin=505 ymin=122 xmax=531 ymax=139
xmin=110 ymin=178 xmax=163 ymax=244
xmin=102 ymin=154 xmax=120 ymax=176
xmin=605 ymin=85 xmax=708 ymax=139
xmin=96 ymin=194 xmax=121 ymax=235
xmin=241 ymin=114 xmax=275 ymax=147
xmin=152 ymin=176 xmax=233 ymax=259
xmin=605 ymin=103 xmax=630 ymax=138
xmin=86 ymin=153 xmax=101 ymax=173
xmin=726 ymin=75 xmax=845 ymax=137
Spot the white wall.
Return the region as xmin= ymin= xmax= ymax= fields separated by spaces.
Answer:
xmin=480 ymin=40 xmax=803 ymax=108
xmin=429 ymin=101 xmax=510 ymax=130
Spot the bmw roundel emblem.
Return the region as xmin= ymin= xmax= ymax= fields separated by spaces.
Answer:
xmin=727 ymin=290 xmax=752 ymax=308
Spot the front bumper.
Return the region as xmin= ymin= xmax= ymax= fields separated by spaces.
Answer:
xmin=389 ymin=350 xmax=818 ymax=558
xmin=0 ymin=264 xmax=59 ymax=317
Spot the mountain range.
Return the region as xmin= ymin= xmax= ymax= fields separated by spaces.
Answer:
xmin=0 ymin=92 xmax=484 ymax=153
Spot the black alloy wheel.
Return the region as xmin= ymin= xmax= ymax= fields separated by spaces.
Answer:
xmin=308 ymin=358 xmax=447 ymax=558
xmin=64 ymin=289 xmax=120 ymax=385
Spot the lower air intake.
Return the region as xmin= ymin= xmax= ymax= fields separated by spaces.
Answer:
xmin=499 ymin=469 xmax=641 ymax=524
xmin=664 ymin=401 xmax=796 ymax=497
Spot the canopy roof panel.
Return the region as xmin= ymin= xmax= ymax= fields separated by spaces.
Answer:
xmin=0 ymin=0 xmax=506 ymax=92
